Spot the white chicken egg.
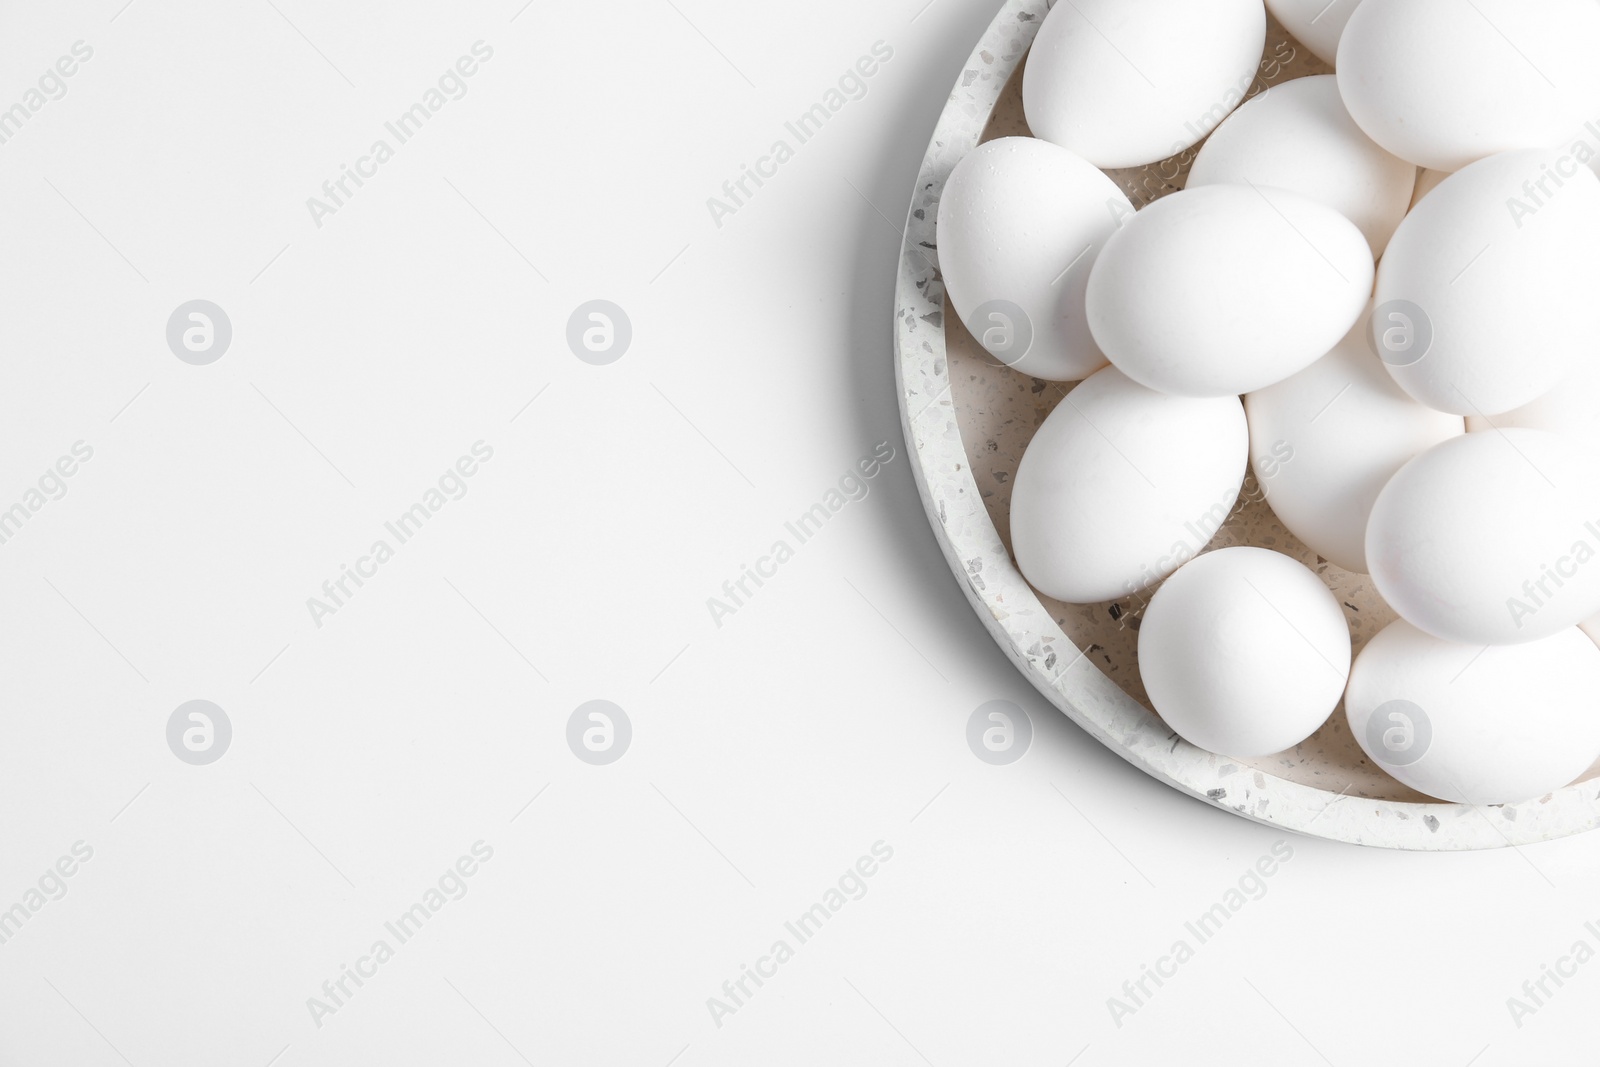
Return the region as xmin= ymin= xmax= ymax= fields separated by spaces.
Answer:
xmin=1022 ymin=0 xmax=1267 ymax=169
xmin=1010 ymin=365 xmax=1248 ymax=604
xmin=1470 ymin=378 xmax=1600 ymax=649
xmin=1562 ymin=117 xmax=1600 ymax=179
xmin=1266 ymin=0 xmax=1362 ymax=68
xmin=936 ymin=137 xmax=1132 ymax=380
xmin=1366 ymin=429 xmax=1600 ymax=646
xmin=1465 ymin=354 xmax=1600 ymax=461
xmin=1187 ymin=74 xmax=1416 ymax=257
xmin=1245 ymin=306 xmax=1464 ymax=573
xmin=1345 ymin=619 xmax=1600 ymax=805
xmin=1085 ymin=183 xmax=1373 ymax=398
xmin=1138 ymin=547 xmax=1351 ymax=757
xmin=1337 ymin=0 xmax=1600 ymax=172
xmin=1373 ymin=148 xmax=1600 ymax=416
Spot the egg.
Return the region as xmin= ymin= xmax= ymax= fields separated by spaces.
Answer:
xmin=935 ymin=137 xmax=1131 ymax=381
xmin=1345 ymin=619 xmax=1600 ymax=805
xmin=1266 ymin=0 xmax=1362 ymax=68
xmin=1245 ymin=307 xmax=1464 ymax=573
xmin=1472 ymin=368 xmax=1600 ymax=647
xmin=1337 ymin=0 xmax=1600 ymax=171
xmin=1374 ymin=148 xmax=1600 ymax=416
xmin=1010 ymin=365 xmax=1248 ymax=604
xmin=1138 ymin=547 xmax=1351 ymax=756
xmin=1022 ymin=0 xmax=1266 ymax=169
xmin=1188 ymin=74 xmax=1416 ymax=257
xmin=1563 ymin=117 xmax=1600 ymax=179
xmin=1366 ymin=429 xmax=1600 ymax=645
xmin=1085 ymin=183 xmax=1373 ymax=398
xmin=1465 ymin=353 xmax=1600 ymax=460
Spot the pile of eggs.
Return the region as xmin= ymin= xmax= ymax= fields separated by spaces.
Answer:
xmin=936 ymin=0 xmax=1600 ymax=807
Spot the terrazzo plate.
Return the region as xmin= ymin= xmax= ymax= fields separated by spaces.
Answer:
xmin=893 ymin=0 xmax=1600 ymax=849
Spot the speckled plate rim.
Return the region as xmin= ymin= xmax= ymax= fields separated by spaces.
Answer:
xmin=892 ymin=0 xmax=1600 ymax=850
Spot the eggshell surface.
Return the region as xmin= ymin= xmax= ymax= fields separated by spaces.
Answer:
xmin=1337 ymin=0 xmax=1600 ymax=171
xmin=1246 ymin=308 xmax=1464 ymax=573
xmin=1466 ymin=354 xmax=1600 ymax=461
xmin=1010 ymin=366 xmax=1248 ymax=604
xmin=1023 ymin=0 xmax=1267 ymax=169
xmin=1086 ymin=183 xmax=1373 ymax=398
xmin=1476 ymin=361 xmax=1600 ymax=645
xmin=1266 ymin=0 xmax=1362 ymax=68
xmin=1345 ymin=620 xmax=1600 ymax=805
xmin=936 ymin=137 xmax=1132 ymax=381
xmin=1188 ymin=75 xmax=1416 ymax=257
xmin=1138 ymin=547 xmax=1351 ymax=757
xmin=1366 ymin=429 xmax=1600 ymax=645
xmin=1374 ymin=149 xmax=1600 ymax=416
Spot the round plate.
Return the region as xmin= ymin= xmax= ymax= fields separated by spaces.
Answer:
xmin=893 ymin=0 xmax=1600 ymax=849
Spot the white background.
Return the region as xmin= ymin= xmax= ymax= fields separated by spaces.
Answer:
xmin=0 ymin=0 xmax=1597 ymax=1064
